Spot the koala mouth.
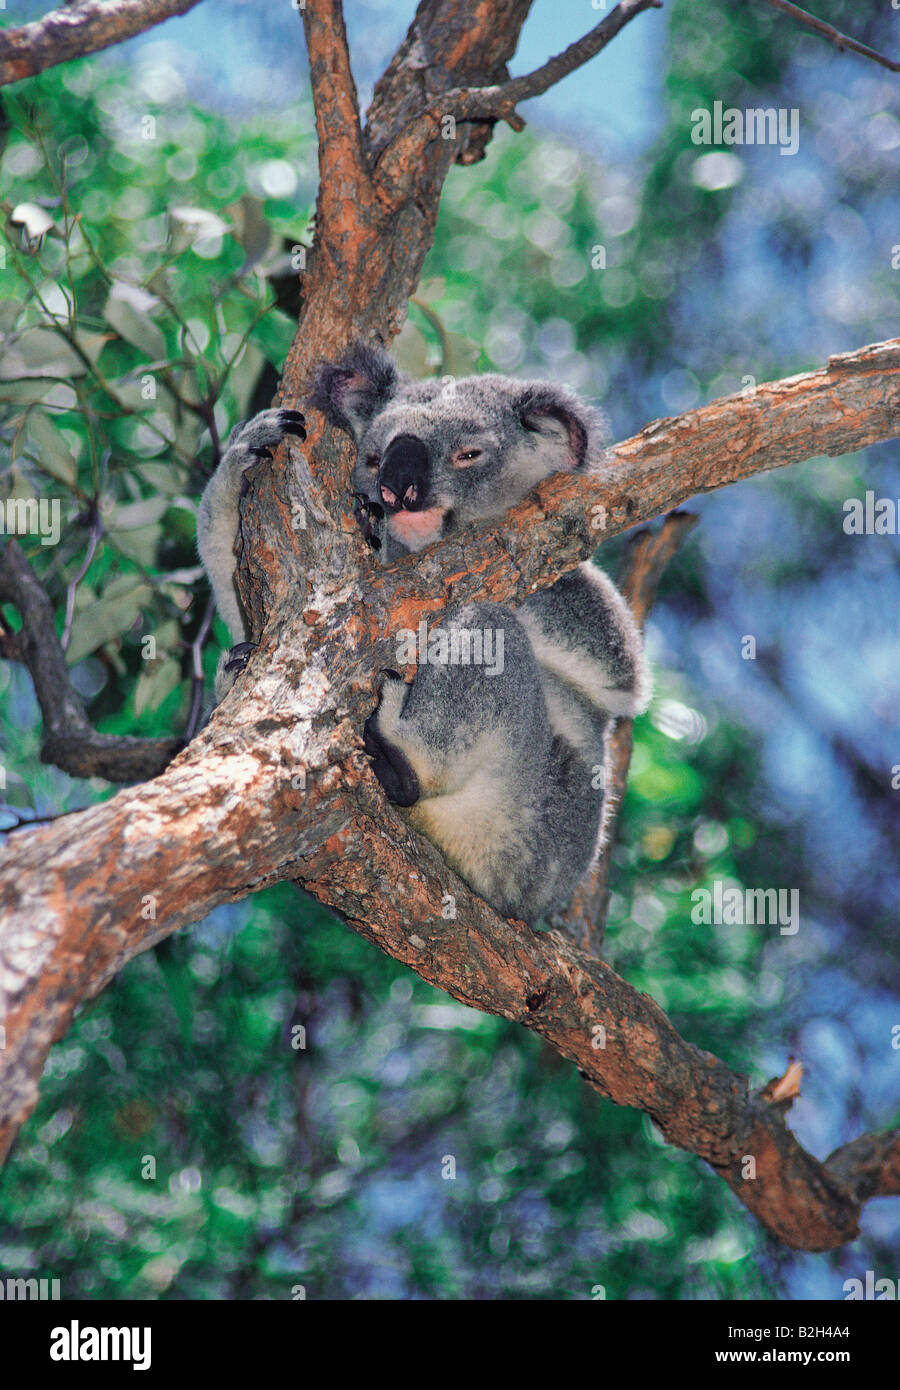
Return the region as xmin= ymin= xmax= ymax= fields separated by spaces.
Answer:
xmin=387 ymin=506 xmax=449 ymax=550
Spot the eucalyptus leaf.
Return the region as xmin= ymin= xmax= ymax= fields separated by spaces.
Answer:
xmin=8 ymin=328 xmax=87 ymax=377
xmin=66 ymin=582 xmax=153 ymax=665
xmin=25 ymin=409 xmax=79 ymax=485
xmin=108 ymin=497 xmax=170 ymax=530
xmin=134 ymin=655 xmax=183 ymax=717
xmin=104 ymin=283 xmax=167 ymax=361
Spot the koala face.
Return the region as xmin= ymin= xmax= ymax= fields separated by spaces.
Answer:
xmin=313 ymin=343 xmax=604 ymax=554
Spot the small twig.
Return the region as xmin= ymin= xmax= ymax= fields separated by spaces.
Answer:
xmin=0 ymin=540 xmax=181 ymax=782
xmin=301 ymin=0 xmax=372 ymax=211
xmin=559 ymin=512 xmax=698 ymax=955
xmin=409 ymin=297 xmax=452 ymax=376
xmin=374 ymin=0 xmax=663 ymax=203
xmin=61 ymin=507 xmax=101 ymax=652
xmin=763 ymin=0 xmax=900 ymax=74
xmin=499 ymin=0 xmax=665 ymax=108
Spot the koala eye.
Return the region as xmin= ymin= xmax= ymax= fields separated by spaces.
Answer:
xmin=452 ymin=447 xmax=483 ymax=468
xmin=364 ymin=452 xmax=380 ymax=470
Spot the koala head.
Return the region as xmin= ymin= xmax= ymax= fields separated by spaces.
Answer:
xmin=313 ymin=342 xmax=605 ymax=555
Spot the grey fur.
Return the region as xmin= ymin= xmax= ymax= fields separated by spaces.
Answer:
xmin=315 ymin=343 xmax=606 ymax=563
xmin=197 ymin=346 xmax=649 ymax=923
xmin=317 ymin=343 xmax=650 ymax=924
xmin=196 ymin=406 xmax=306 ymax=698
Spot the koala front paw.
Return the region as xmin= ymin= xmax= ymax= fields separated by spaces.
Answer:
xmin=353 ymin=491 xmax=384 ymax=552
xmin=229 ymin=407 xmax=307 ymax=467
xmin=363 ymin=695 xmax=420 ymax=807
xmin=214 ymin=641 xmax=258 ymax=702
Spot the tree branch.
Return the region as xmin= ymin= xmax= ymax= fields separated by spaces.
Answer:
xmin=496 ymin=0 xmax=665 ymax=107
xmin=762 ymin=0 xmax=900 ymax=74
xmin=300 ymin=0 xmax=372 ymax=219
xmin=2 ymin=0 xmax=898 ymax=1254
xmin=350 ymin=338 xmax=900 ymax=637
xmin=826 ymin=1129 xmax=900 ymax=1204
xmin=0 ymin=739 xmax=895 ymax=1249
xmin=0 ymin=0 xmax=206 ymax=89
xmin=1 ymin=340 xmax=899 ymax=1253
xmin=373 ymin=0 xmax=663 ymax=204
xmin=0 ymin=540 xmax=182 ymax=781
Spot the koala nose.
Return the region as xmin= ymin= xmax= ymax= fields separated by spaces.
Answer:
xmin=379 ymin=434 xmax=428 ymax=512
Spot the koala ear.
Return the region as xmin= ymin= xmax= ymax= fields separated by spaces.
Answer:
xmin=312 ymin=341 xmax=399 ymax=441
xmin=516 ymin=385 xmax=593 ymax=471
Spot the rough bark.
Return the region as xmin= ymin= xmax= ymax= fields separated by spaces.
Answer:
xmin=2 ymin=335 xmax=899 ymax=1251
xmin=0 ymin=0 xmax=898 ymax=1252
xmin=0 ymin=0 xmax=206 ymax=88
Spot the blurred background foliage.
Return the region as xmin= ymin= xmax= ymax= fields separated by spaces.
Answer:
xmin=0 ymin=0 xmax=897 ymax=1299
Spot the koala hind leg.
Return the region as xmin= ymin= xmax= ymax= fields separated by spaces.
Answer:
xmin=365 ymin=603 xmax=554 ymax=919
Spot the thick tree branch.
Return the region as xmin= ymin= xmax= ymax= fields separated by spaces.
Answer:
xmin=763 ymin=0 xmax=900 ymax=74
xmin=363 ymin=0 xmax=533 ymax=165
xmin=0 ymin=540 xmax=181 ymax=781
xmin=1 ymin=340 xmax=899 ymax=1253
xmin=279 ymin=0 xmax=536 ymax=413
xmin=301 ymin=1 xmax=372 ymax=220
xmin=0 ymin=0 xmax=205 ymax=88
xmin=559 ymin=512 xmax=699 ymax=955
xmin=8 ymin=337 xmax=900 ymax=776
xmin=0 ymin=738 xmax=895 ymax=1250
xmin=340 ymin=337 xmax=900 ymax=641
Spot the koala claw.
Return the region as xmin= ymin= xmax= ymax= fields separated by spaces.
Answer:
xmin=278 ymin=409 xmax=307 ymax=439
xmin=212 ymin=641 xmax=258 ymax=703
xmin=353 ymin=491 xmax=384 ymax=551
xmin=229 ymin=407 xmax=307 ymax=460
xmin=229 ymin=408 xmax=307 ymax=494
xmin=223 ymin=641 xmax=257 ymax=677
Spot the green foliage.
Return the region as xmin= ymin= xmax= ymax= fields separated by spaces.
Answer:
xmin=0 ymin=64 xmax=314 ymax=738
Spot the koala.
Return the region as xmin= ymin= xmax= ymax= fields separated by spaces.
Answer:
xmin=197 ymin=344 xmax=649 ymax=925
xmin=314 ymin=344 xmax=651 ymax=925
xmin=197 ymin=407 xmax=307 ymax=695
